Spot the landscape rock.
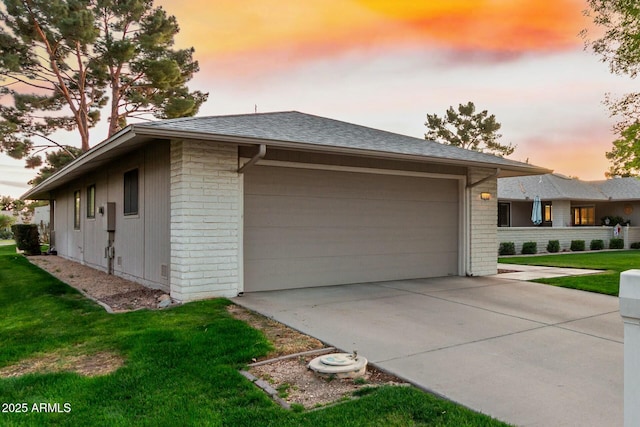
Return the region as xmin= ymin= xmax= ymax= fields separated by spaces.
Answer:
xmin=157 ymin=298 xmax=172 ymax=309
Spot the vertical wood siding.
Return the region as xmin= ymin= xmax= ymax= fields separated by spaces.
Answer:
xmin=50 ymin=142 xmax=170 ymax=291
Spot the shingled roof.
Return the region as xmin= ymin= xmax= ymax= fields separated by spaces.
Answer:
xmin=137 ymin=111 xmax=546 ymax=172
xmin=499 ymin=174 xmax=640 ymax=201
xmin=24 ymin=111 xmax=549 ymax=200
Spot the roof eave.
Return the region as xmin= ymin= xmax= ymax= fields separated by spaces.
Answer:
xmin=21 ymin=127 xmax=137 ymax=200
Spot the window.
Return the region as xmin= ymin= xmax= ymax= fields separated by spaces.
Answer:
xmin=124 ymin=169 xmax=139 ymax=216
xmin=73 ymin=190 xmax=81 ymax=229
xmin=498 ymin=202 xmax=510 ymax=227
xmin=543 ymin=202 xmax=552 ymax=225
xmin=572 ymin=206 xmax=595 ymax=226
xmin=86 ymin=184 xmax=96 ymax=218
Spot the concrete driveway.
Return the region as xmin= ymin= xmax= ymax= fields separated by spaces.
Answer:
xmin=233 ymin=276 xmax=622 ymax=427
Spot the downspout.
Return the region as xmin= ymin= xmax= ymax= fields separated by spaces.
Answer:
xmin=465 ymin=168 xmax=500 ymax=276
xmin=238 ymin=144 xmax=266 ymax=173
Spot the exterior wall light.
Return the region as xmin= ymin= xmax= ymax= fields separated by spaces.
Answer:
xmin=480 ymin=192 xmax=491 ymax=201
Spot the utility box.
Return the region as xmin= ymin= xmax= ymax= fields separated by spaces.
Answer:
xmin=104 ymin=202 xmax=116 ymax=232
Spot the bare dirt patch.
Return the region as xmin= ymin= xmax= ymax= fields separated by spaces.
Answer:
xmin=249 ymin=355 xmax=406 ymax=409
xmin=28 ymin=255 xmax=165 ymax=312
xmin=227 ymin=304 xmax=407 ymax=409
xmin=0 ymin=351 xmax=124 ymax=378
xmin=226 ymin=304 xmax=324 ymax=360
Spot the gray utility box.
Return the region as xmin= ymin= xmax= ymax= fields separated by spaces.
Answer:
xmin=103 ymin=202 xmax=116 ymax=232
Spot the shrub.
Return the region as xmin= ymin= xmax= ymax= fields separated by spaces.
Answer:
xmin=0 ymin=229 xmax=13 ymax=240
xmin=590 ymin=239 xmax=604 ymax=251
xmin=521 ymin=241 xmax=537 ymax=255
xmin=499 ymin=242 xmax=516 ymax=256
xmin=570 ymin=240 xmax=585 ymax=252
xmin=631 ymin=242 xmax=640 ymax=249
xmin=11 ymin=224 xmax=41 ymax=255
xmin=547 ymin=240 xmax=560 ymax=253
xmin=609 ymin=238 xmax=624 ymax=249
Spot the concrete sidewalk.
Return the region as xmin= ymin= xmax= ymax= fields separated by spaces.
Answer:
xmin=233 ymin=276 xmax=622 ymax=426
xmin=496 ymin=263 xmax=603 ymax=280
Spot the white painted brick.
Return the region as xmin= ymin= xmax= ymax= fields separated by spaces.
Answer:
xmin=170 ymin=140 xmax=241 ymax=302
xmin=468 ymin=168 xmax=498 ymax=276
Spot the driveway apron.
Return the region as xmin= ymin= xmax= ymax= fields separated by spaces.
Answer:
xmin=233 ymin=276 xmax=622 ymax=427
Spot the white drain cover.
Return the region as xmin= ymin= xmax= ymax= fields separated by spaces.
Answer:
xmin=320 ymin=354 xmax=354 ymax=366
xmin=308 ymin=353 xmax=368 ymax=379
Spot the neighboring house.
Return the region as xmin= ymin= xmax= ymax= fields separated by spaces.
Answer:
xmin=23 ymin=111 xmax=547 ymax=302
xmin=498 ymin=173 xmax=640 ymax=252
xmin=33 ymin=205 xmax=50 ymax=226
xmin=32 ymin=205 xmax=51 ymax=243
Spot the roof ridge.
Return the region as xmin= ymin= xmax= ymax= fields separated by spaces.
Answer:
xmin=540 ymin=174 xmax=562 ymax=198
xmin=139 ymin=110 xmax=301 ymax=127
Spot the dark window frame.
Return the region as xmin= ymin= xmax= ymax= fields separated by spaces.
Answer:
xmin=124 ymin=169 xmax=139 ymax=216
xmin=571 ymin=206 xmax=595 ymax=226
xmin=86 ymin=184 xmax=96 ymax=219
xmin=498 ymin=202 xmax=510 ymax=227
xmin=73 ymin=190 xmax=81 ymax=230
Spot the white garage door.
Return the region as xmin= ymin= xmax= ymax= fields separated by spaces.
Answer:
xmin=243 ymin=165 xmax=459 ymax=292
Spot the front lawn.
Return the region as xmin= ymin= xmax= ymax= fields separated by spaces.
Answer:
xmin=0 ymin=245 xmax=509 ymax=426
xmin=499 ymin=250 xmax=640 ymax=296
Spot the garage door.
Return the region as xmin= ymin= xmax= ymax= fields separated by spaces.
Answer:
xmin=243 ymin=165 xmax=459 ymax=292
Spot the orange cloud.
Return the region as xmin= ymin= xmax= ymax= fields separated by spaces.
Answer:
xmin=156 ymin=0 xmax=588 ymax=74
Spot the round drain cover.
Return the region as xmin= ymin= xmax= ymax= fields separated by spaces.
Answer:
xmin=320 ymin=354 xmax=355 ymax=366
xmin=308 ymin=353 xmax=368 ymax=379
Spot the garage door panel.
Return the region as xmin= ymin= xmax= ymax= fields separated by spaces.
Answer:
xmin=247 ymin=167 xmax=458 ymax=202
xmin=245 ymin=195 xmax=458 ymax=228
xmin=245 ymin=251 xmax=459 ymax=291
xmin=244 ymin=166 xmax=460 ymax=292
xmin=245 ymin=226 xmax=458 ymax=260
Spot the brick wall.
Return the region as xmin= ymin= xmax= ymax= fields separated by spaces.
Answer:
xmin=169 ymin=140 xmax=241 ymax=301
xmin=468 ymin=168 xmax=498 ymax=276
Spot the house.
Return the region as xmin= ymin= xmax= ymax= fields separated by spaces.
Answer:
xmin=23 ymin=111 xmax=548 ymax=301
xmin=498 ymin=173 xmax=640 ymax=252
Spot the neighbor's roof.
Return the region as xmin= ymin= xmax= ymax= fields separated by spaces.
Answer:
xmin=592 ymin=177 xmax=640 ymax=200
xmin=498 ymin=174 xmax=640 ymax=201
xmin=23 ymin=111 xmax=550 ymax=200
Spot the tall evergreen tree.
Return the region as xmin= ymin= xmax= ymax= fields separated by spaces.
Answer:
xmin=0 ymin=0 xmax=207 ymax=171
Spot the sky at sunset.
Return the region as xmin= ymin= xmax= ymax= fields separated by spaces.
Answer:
xmin=1 ymin=0 xmax=637 ymax=198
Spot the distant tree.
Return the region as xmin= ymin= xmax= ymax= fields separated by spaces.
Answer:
xmin=425 ymin=102 xmax=515 ymax=157
xmin=583 ymin=0 xmax=640 ymax=177
xmin=605 ymin=122 xmax=640 ymax=177
xmin=0 ymin=214 xmax=16 ymax=230
xmin=0 ymin=195 xmax=23 ymax=212
xmin=0 ymin=0 xmax=207 ymax=172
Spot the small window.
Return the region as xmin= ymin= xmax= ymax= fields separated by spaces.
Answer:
xmin=543 ymin=202 xmax=552 ymax=225
xmin=86 ymin=184 xmax=96 ymax=219
xmin=571 ymin=206 xmax=595 ymax=226
xmin=124 ymin=169 xmax=139 ymax=216
xmin=498 ymin=202 xmax=510 ymax=227
xmin=73 ymin=190 xmax=81 ymax=229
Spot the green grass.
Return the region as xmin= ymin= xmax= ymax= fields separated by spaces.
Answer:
xmin=0 ymin=244 xmax=510 ymax=426
xmin=499 ymin=250 xmax=640 ymax=296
